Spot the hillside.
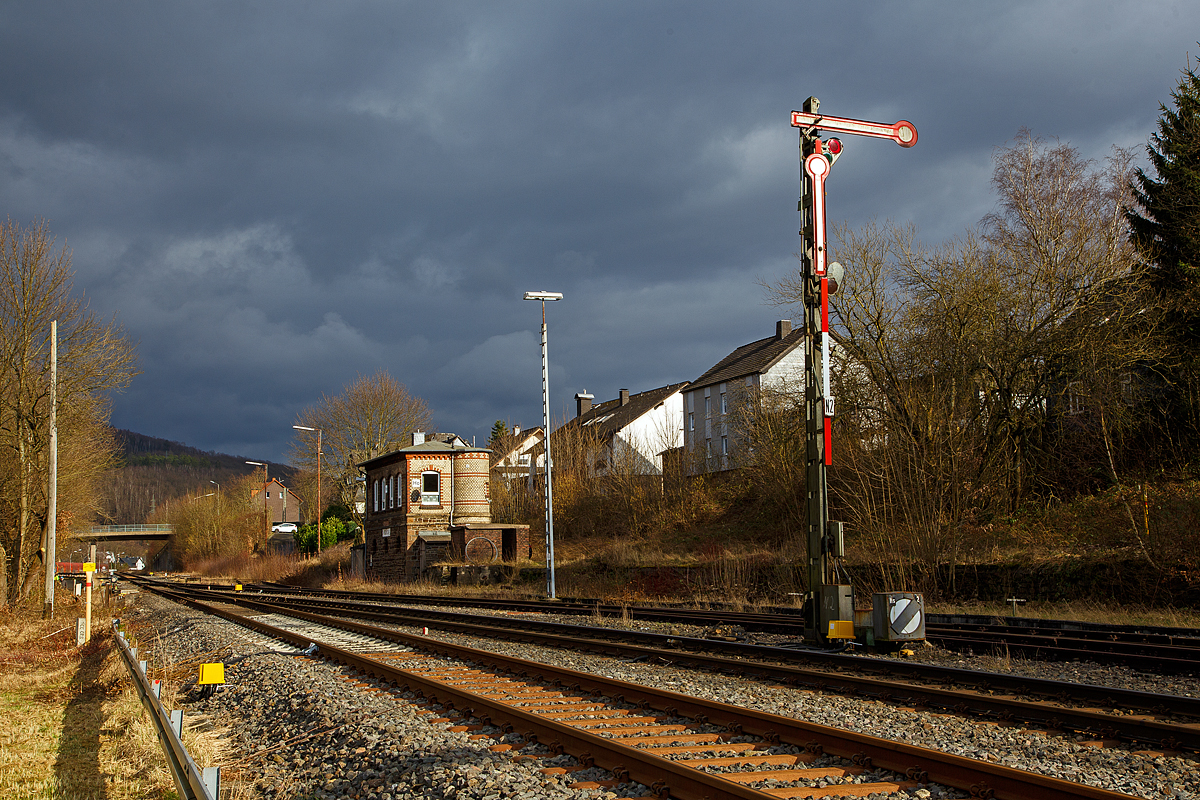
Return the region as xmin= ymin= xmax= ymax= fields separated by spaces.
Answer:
xmin=101 ymin=429 xmax=298 ymax=524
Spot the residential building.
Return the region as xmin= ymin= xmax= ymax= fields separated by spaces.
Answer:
xmin=684 ymin=320 xmax=805 ymax=472
xmin=490 ymin=425 xmax=546 ymax=483
xmin=250 ymin=478 xmax=303 ymax=524
xmin=557 ymin=383 xmax=688 ymax=476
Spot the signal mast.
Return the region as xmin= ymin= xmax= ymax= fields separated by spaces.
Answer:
xmin=792 ymin=97 xmax=917 ymax=643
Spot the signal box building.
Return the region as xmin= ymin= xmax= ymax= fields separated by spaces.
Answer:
xmin=360 ymin=432 xmax=530 ymax=582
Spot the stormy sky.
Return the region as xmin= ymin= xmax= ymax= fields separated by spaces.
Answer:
xmin=1 ymin=2 xmax=1196 ymax=463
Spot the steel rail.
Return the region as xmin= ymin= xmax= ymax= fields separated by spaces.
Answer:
xmin=149 ymin=588 xmax=1136 ymax=800
xmin=182 ymin=588 xmax=1200 ymax=752
xmin=165 ymin=581 xmax=1200 ymax=726
xmin=244 ymin=581 xmax=1200 ymax=667
xmin=925 ymin=629 xmax=1200 ymax=674
xmin=111 ymin=619 xmax=218 ymax=800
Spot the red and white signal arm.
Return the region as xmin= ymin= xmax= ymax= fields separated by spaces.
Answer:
xmin=804 ymin=152 xmax=830 ymax=276
xmin=792 ymin=111 xmax=918 ymax=148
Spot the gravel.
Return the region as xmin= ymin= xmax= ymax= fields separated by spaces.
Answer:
xmin=123 ymin=593 xmax=1200 ymax=800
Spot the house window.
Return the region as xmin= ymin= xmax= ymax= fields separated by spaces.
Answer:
xmin=1065 ymin=382 xmax=1085 ymax=416
xmin=706 ymin=438 xmax=712 ymax=458
xmin=721 ymin=436 xmax=728 ymax=456
xmin=1120 ymin=372 xmax=1136 ymax=406
xmin=421 ymin=471 xmax=441 ymax=506
xmin=721 ymin=392 xmax=727 ymax=415
xmin=688 ymin=412 xmax=694 ymax=432
xmin=704 ymin=396 xmax=710 ymax=417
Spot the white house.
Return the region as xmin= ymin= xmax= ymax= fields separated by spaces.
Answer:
xmin=559 ymin=383 xmax=688 ymax=476
xmin=490 ymin=425 xmax=546 ymax=483
xmin=684 ymin=320 xmax=805 ymax=472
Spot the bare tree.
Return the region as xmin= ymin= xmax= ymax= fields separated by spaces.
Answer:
xmin=0 ymin=219 xmax=138 ymax=605
xmin=159 ymin=472 xmax=263 ymax=566
xmin=290 ymin=371 xmax=432 ymax=531
xmin=765 ymin=133 xmax=1159 ymax=588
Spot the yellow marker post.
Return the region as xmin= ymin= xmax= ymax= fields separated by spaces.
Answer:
xmin=198 ymin=663 xmax=225 ymax=685
xmin=82 ymin=562 xmax=96 ymax=642
xmin=198 ymin=662 xmax=225 ymax=698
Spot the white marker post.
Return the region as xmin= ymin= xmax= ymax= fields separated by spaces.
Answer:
xmin=82 ymin=561 xmax=96 ymax=642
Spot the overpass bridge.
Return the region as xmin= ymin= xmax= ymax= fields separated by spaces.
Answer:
xmin=76 ymin=524 xmax=174 ymax=543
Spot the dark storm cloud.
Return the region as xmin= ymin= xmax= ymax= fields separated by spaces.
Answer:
xmin=1 ymin=1 xmax=1197 ymax=460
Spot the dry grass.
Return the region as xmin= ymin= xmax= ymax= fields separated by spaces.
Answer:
xmin=0 ymin=590 xmax=229 ymax=800
xmin=931 ymin=599 xmax=1200 ymax=629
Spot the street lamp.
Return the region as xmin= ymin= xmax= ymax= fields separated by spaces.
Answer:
xmin=246 ymin=461 xmax=268 ymax=548
xmin=292 ymin=425 xmax=323 ymax=555
xmin=524 ymin=290 xmax=563 ymax=598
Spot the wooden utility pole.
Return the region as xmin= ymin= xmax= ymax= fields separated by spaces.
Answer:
xmin=43 ymin=321 xmax=57 ymax=619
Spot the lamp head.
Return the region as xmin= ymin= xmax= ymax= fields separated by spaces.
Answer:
xmin=524 ymin=291 xmax=563 ymax=301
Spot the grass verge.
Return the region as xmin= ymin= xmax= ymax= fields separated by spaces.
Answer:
xmin=0 ymin=591 xmax=225 ymax=800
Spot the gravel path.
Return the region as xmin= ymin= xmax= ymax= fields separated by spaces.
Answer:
xmin=123 ymin=593 xmax=1200 ymax=799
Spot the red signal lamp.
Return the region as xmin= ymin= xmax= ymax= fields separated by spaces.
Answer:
xmin=823 ymin=137 xmax=843 ymax=166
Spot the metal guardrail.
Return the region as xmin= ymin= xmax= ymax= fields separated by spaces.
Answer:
xmin=112 ymin=620 xmax=219 ymax=800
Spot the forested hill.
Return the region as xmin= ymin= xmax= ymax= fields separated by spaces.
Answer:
xmin=102 ymin=429 xmax=298 ymax=525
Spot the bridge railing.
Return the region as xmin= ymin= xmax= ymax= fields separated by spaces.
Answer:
xmin=89 ymin=524 xmax=174 ymax=533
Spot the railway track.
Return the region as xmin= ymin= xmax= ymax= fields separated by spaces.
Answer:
xmin=139 ymin=580 xmax=1143 ymax=799
xmin=137 ymin=578 xmax=1200 ymax=754
xmin=236 ymin=581 xmax=1200 ymax=673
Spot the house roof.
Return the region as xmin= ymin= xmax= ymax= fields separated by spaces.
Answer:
xmin=557 ymin=383 xmax=688 ymax=441
xmin=689 ymin=329 xmax=805 ymax=390
xmin=491 ymin=426 xmax=544 ymax=463
xmin=252 ymin=479 xmax=303 ymax=505
xmin=358 ymin=438 xmax=491 ymax=470
xmin=426 ymin=432 xmax=470 ymax=447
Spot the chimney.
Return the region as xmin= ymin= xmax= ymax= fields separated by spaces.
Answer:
xmin=412 ymin=430 xmax=425 ymax=446
xmin=575 ymin=391 xmax=594 ymax=417
xmin=619 ymin=388 xmax=630 ymax=406
xmin=776 ymin=319 xmax=792 ymax=340
xmin=512 ymin=425 xmax=521 ymax=436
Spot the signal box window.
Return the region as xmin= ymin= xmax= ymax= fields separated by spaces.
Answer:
xmin=421 ymin=471 xmax=441 ymax=506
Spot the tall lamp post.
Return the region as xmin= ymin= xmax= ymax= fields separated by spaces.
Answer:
xmin=292 ymin=425 xmax=323 ymax=554
xmin=524 ymin=290 xmax=563 ymax=599
xmin=246 ymin=461 xmax=268 ymax=549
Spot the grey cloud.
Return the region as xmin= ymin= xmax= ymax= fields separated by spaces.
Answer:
xmin=3 ymin=1 xmax=1198 ymax=460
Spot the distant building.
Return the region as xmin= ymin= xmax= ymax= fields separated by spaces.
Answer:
xmin=556 ymin=383 xmax=688 ymax=476
xmin=490 ymin=425 xmax=545 ymax=483
xmin=251 ymin=478 xmax=303 ymax=524
xmin=360 ymin=431 xmax=530 ymax=582
xmin=684 ymin=320 xmax=805 ymax=472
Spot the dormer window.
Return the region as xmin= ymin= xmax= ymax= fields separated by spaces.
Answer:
xmin=421 ymin=471 xmax=441 ymax=506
